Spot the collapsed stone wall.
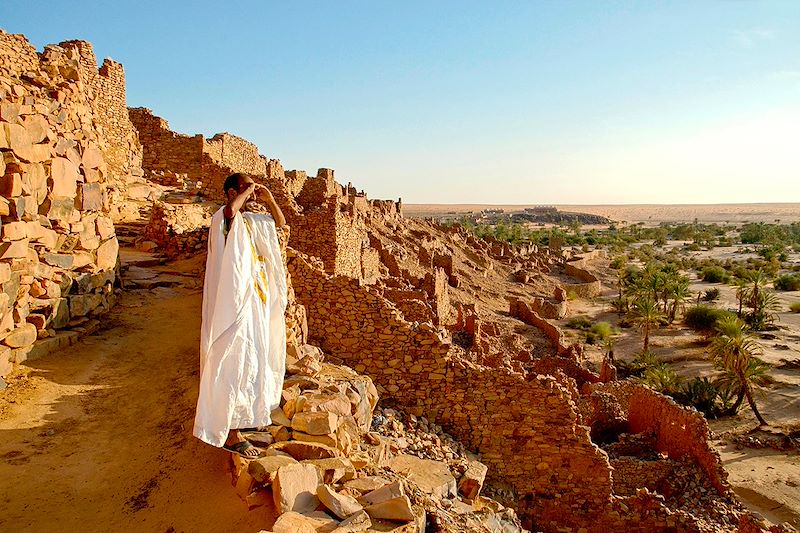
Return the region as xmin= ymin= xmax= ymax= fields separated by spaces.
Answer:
xmin=287 ymin=249 xmax=720 ymax=531
xmin=128 ymin=107 xmax=266 ymax=198
xmin=0 ymin=31 xmax=122 ymax=374
xmin=589 ymin=381 xmax=730 ymax=496
xmin=563 ymin=257 xmax=602 ymax=298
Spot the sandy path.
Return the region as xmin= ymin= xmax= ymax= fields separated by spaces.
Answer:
xmin=0 ymin=287 xmax=274 ymax=533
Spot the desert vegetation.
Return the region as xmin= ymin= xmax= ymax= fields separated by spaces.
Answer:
xmin=461 ymin=217 xmax=800 ymax=432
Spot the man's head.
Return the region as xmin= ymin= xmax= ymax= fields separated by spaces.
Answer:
xmin=223 ymin=173 xmax=255 ymax=202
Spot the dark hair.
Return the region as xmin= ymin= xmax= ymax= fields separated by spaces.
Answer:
xmin=223 ymin=173 xmax=246 ymax=194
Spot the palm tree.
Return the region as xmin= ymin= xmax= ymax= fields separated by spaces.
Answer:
xmin=733 ymin=278 xmax=748 ymax=317
xmin=630 ymin=298 xmax=664 ymax=353
xmin=667 ymin=276 xmax=692 ymax=323
xmin=709 ymin=317 xmax=773 ymax=425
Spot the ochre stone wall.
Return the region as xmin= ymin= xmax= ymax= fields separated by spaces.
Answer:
xmin=128 ymin=108 xmax=267 ymax=199
xmin=287 ymin=249 xmax=712 ymax=531
xmin=0 ymin=32 xmax=123 ymax=373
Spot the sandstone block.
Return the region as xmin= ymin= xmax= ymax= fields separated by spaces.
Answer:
xmin=248 ymin=454 xmax=298 ymax=483
xmin=2 ymin=221 xmax=28 ymax=241
xmin=458 ymin=460 xmax=488 ymax=501
xmin=0 ymin=103 xmax=21 ymax=123
xmin=95 ymin=217 xmax=114 ymax=240
xmin=46 ymin=196 xmax=75 ymax=222
xmin=304 ymin=457 xmax=355 ymax=484
xmin=388 ymin=455 xmax=456 ymax=499
xmin=0 ymin=345 xmax=12 ymax=377
xmin=0 ymin=264 xmax=11 ymax=285
xmin=2 ymin=323 xmax=37 ymax=348
xmin=270 ymin=406 xmax=292 ymax=427
xmin=270 ymin=441 xmax=340 ymax=461
xmin=364 ymin=496 xmax=415 ymax=522
xmin=50 ymin=157 xmax=78 ymax=197
xmin=330 ymin=510 xmax=371 ymax=533
xmin=317 ymin=484 xmax=363 ymax=520
xmin=81 ymin=145 xmax=103 ymax=169
xmin=271 ymin=511 xmax=338 ymax=533
xmin=77 ymin=183 xmax=103 ymax=211
xmin=22 ymin=115 xmax=49 ymax=144
xmin=272 ymin=463 xmax=321 ymax=514
xmin=96 ymin=237 xmax=119 ymax=270
xmin=0 ymin=239 xmax=30 ymax=260
xmin=292 ymin=411 xmax=339 ymax=435
xmin=69 ymin=293 xmax=103 ymax=318
xmin=42 ymin=253 xmax=74 ymax=269
xmin=360 ymin=480 xmax=404 ymax=507
xmin=1 ymin=172 xmax=23 ymax=198
xmin=293 ymin=430 xmax=338 ymax=449
xmin=344 ymin=476 xmax=389 ymax=495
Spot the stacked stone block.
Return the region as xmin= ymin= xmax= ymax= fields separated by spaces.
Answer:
xmin=0 ymin=31 xmax=122 ymax=372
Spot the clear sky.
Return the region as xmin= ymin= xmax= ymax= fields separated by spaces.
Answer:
xmin=4 ymin=1 xmax=800 ymax=204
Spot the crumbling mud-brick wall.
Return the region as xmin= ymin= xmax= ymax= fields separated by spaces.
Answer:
xmin=0 ymin=32 xmax=122 ymax=372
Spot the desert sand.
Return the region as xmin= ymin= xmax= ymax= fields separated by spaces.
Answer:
xmin=404 ymin=203 xmax=800 ymax=224
xmin=0 ymin=254 xmax=273 ymax=533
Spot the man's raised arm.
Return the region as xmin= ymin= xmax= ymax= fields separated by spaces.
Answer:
xmin=255 ymin=184 xmax=287 ymax=228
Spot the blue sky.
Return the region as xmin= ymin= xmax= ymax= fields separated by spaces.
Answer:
xmin=5 ymin=1 xmax=800 ymax=204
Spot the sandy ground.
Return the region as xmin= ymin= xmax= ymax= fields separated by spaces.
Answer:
xmin=0 ymin=257 xmax=275 ymax=533
xmin=404 ymin=203 xmax=800 ymax=224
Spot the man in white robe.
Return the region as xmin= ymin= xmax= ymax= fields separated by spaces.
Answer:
xmin=193 ymin=173 xmax=288 ymax=457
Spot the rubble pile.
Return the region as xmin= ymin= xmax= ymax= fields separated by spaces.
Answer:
xmin=229 ymin=344 xmax=526 ymax=532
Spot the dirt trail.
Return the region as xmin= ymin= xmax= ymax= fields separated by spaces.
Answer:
xmin=0 ymin=268 xmax=274 ymax=532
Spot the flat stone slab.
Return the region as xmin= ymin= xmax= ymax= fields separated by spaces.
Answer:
xmin=388 ymin=454 xmax=456 ymax=499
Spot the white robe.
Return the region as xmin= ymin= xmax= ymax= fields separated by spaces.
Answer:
xmin=193 ymin=208 xmax=288 ymax=447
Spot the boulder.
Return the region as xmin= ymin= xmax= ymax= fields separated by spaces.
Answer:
xmin=292 ymin=411 xmax=339 ymax=435
xmin=272 ymin=463 xmax=321 ymax=514
xmin=317 ymin=484 xmax=363 ymax=519
xmin=271 ymin=511 xmax=338 ymax=533
xmin=388 ymin=455 xmax=456 ymax=499
xmin=364 ymin=496 xmax=415 ymax=522
xmin=330 ymin=510 xmax=371 ymax=533
xmin=248 ymin=454 xmax=298 ymax=483
xmin=458 ymin=459 xmax=488 ymax=501
xmin=270 ymin=440 xmax=340 ymax=461
xmin=2 ymin=323 xmax=37 ymax=348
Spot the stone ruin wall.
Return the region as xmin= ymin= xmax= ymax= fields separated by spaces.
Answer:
xmin=128 ymin=107 xmax=266 ymax=197
xmin=0 ymin=32 xmax=123 ymax=374
xmin=590 ymin=381 xmax=730 ymax=496
xmin=287 ymin=249 xmax=722 ymax=531
xmin=563 ymin=256 xmax=602 ymax=298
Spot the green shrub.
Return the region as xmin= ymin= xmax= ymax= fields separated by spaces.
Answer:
xmin=566 ymin=315 xmax=593 ymax=330
xmin=701 ymin=266 xmax=729 ymax=283
xmin=790 ymin=302 xmax=800 ymax=313
xmin=702 ymin=288 xmax=721 ymax=302
xmin=610 ymin=256 xmax=626 ymax=269
xmin=589 ymin=321 xmax=615 ymax=340
xmin=684 ymin=305 xmax=735 ymax=334
xmin=672 ymin=377 xmax=720 ymax=418
xmin=775 ymin=274 xmax=800 ymax=291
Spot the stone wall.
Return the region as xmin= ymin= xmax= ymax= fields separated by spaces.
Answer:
xmin=589 ymin=381 xmax=730 ymax=497
xmin=128 ymin=108 xmax=267 ymax=199
xmin=563 ymin=257 xmax=602 ymax=298
xmin=0 ymin=31 xmax=122 ymax=374
xmin=287 ymin=249 xmax=712 ymax=531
